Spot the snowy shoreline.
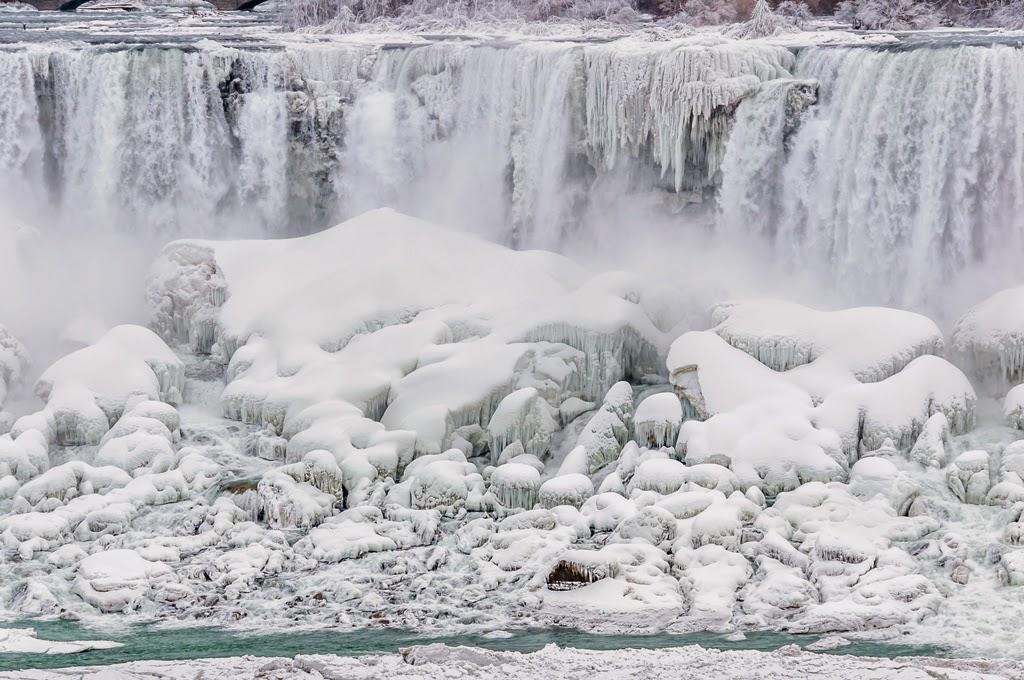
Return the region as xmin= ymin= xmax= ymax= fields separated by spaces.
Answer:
xmin=5 ymin=643 xmax=1024 ymax=679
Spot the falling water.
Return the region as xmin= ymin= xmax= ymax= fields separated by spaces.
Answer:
xmin=2 ymin=36 xmax=1024 ymax=334
xmin=726 ymin=44 xmax=1024 ymax=312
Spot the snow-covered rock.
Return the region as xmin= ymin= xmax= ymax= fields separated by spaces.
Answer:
xmin=73 ymin=549 xmax=177 ymax=612
xmin=633 ymin=392 xmax=683 ymax=448
xmin=538 ymin=474 xmax=594 ymax=510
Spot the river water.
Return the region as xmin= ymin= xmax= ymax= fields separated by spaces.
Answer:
xmin=0 ymin=618 xmax=944 ymax=671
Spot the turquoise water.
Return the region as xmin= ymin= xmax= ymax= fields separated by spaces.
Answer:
xmin=0 ymin=619 xmax=946 ymax=671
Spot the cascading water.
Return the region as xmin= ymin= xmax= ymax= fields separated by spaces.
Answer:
xmin=724 ymin=44 xmax=1024 ymax=313
xmin=2 ymin=36 xmax=1024 ymax=332
xmin=0 ymin=39 xmax=794 ymax=244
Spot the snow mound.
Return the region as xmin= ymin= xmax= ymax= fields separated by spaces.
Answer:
xmin=711 ymin=299 xmax=944 ymax=382
xmin=73 ymin=549 xmax=177 ymax=613
xmin=952 ymin=287 xmax=1024 ymax=394
xmin=28 ymin=325 xmax=183 ymax=446
xmin=669 ymin=303 xmax=975 ymax=459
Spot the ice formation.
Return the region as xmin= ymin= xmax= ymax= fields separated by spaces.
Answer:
xmin=7 ymin=20 xmax=1024 ymax=668
xmin=0 ymin=628 xmax=121 ymax=655
xmin=952 ymin=287 xmax=1024 ymax=395
xmin=669 ymin=304 xmax=976 ymax=460
xmin=0 ymin=325 xmax=29 ymax=410
xmin=3 ymin=203 xmax=1023 ymax=661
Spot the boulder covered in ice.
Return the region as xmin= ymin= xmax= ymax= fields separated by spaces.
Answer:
xmin=815 ymin=355 xmax=976 ymax=456
xmin=633 ymin=392 xmax=683 ymax=448
xmin=987 ymin=441 xmax=1024 ymax=507
xmin=406 ymin=453 xmax=484 ymax=516
xmin=668 ymin=330 xmax=810 ymax=419
xmin=487 ymin=387 xmax=559 ymax=461
xmin=73 ymin=549 xmax=177 ymax=612
xmin=678 ymin=396 xmax=846 ymax=496
xmin=946 ymin=450 xmax=992 ymax=505
xmin=294 ymin=506 xmax=438 ymax=563
xmin=489 ymin=463 xmax=542 ymax=512
xmin=539 ymin=473 xmax=594 ymax=509
xmin=573 ymin=381 xmax=634 ymax=473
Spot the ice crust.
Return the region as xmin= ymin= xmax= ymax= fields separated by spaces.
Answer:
xmin=0 ymin=628 xmax=121 ymax=655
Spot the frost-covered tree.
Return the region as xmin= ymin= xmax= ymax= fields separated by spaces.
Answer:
xmin=729 ymin=0 xmax=810 ymax=36
xmin=281 ymin=0 xmax=645 ymax=29
xmin=657 ymin=0 xmax=740 ymax=26
xmin=775 ymin=0 xmax=812 ymax=22
xmin=732 ymin=0 xmax=780 ymax=35
xmin=989 ymin=0 xmax=1024 ymax=28
xmin=569 ymin=0 xmax=644 ymax=20
xmin=836 ymin=0 xmax=942 ymax=29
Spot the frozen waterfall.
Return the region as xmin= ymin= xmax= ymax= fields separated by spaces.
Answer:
xmin=2 ymin=39 xmax=1024 ymax=314
xmin=724 ymin=44 xmax=1024 ymax=312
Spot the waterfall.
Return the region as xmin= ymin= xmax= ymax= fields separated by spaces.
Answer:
xmin=724 ymin=45 xmax=1024 ymax=313
xmin=2 ymin=37 xmax=1024 ymax=324
xmin=0 ymin=39 xmax=794 ymax=248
